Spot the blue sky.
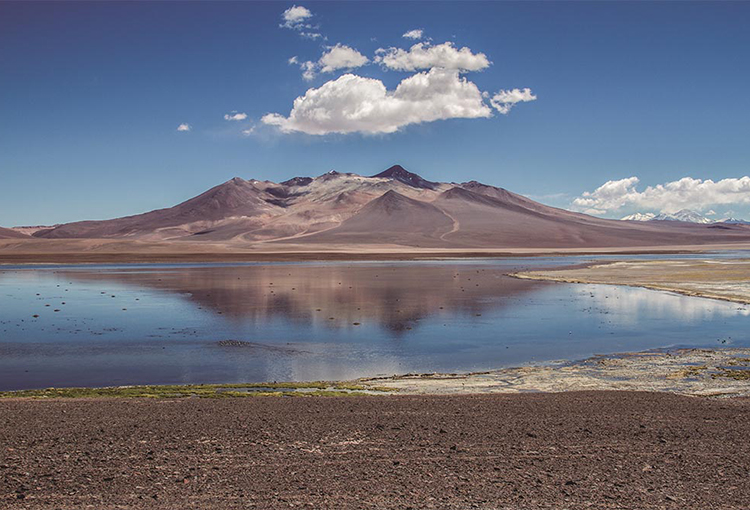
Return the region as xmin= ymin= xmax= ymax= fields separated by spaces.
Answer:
xmin=1 ymin=1 xmax=749 ymax=226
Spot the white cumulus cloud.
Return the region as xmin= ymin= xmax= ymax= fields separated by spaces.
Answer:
xmin=402 ymin=29 xmax=424 ymax=40
xmin=490 ymin=88 xmax=537 ymax=114
xmin=223 ymin=112 xmax=248 ymax=121
xmin=299 ymin=60 xmax=316 ymax=81
xmin=292 ymin=44 xmax=368 ymax=81
xmin=262 ymin=67 xmax=491 ymax=135
xmin=319 ymin=44 xmax=369 ymax=73
xmin=281 ymin=5 xmax=312 ymax=28
xmin=176 ymin=123 xmax=191 ymax=132
xmin=375 ymin=42 xmax=490 ymax=72
xmin=572 ymin=176 xmax=750 ymax=215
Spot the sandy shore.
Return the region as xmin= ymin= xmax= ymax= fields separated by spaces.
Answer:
xmin=2 ymin=391 xmax=749 ymax=509
xmin=513 ymin=259 xmax=750 ymax=304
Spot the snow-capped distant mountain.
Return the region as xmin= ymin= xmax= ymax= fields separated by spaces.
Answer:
xmin=620 ymin=212 xmax=656 ymax=221
xmin=620 ymin=209 xmax=749 ymax=225
xmin=652 ymin=209 xmax=714 ymax=224
xmin=720 ymin=217 xmax=750 ymax=225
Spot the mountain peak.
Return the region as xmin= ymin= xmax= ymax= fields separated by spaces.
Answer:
xmin=371 ymin=165 xmax=437 ymax=190
xmin=280 ymin=176 xmax=313 ymax=187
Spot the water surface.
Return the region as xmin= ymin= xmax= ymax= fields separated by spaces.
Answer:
xmin=1 ymin=254 xmax=748 ymax=390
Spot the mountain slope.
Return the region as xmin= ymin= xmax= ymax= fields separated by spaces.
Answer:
xmin=434 ymin=187 xmax=750 ymax=248
xmin=36 ymin=178 xmax=281 ymax=240
xmin=294 ymin=190 xmax=454 ymax=247
xmin=0 ymin=227 xmax=28 ymax=239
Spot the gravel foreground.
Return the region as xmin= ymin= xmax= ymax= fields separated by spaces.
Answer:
xmin=2 ymin=392 xmax=749 ymax=509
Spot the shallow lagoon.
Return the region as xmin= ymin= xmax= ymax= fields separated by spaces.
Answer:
xmin=1 ymin=253 xmax=748 ymax=390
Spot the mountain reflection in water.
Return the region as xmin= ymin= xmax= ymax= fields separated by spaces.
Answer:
xmin=53 ymin=264 xmax=546 ymax=333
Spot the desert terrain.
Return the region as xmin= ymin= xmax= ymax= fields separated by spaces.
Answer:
xmin=2 ymin=392 xmax=749 ymax=509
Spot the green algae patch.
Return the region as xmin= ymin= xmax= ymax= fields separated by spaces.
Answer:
xmin=0 ymin=382 xmax=398 ymax=399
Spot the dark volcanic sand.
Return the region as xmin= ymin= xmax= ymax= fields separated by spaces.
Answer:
xmin=1 ymin=392 xmax=749 ymax=509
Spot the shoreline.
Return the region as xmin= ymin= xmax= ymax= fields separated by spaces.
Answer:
xmin=2 ymin=240 xmax=750 ymax=265
xmin=0 ymin=249 xmax=704 ymax=265
xmin=3 ymin=347 xmax=749 ymax=399
xmin=513 ymin=258 xmax=750 ymax=305
xmin=362 ymin=347 xmax=750 ymax=397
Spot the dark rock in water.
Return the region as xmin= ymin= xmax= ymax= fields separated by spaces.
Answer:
xmin=215 ymin=340 xmax=307 ymax=354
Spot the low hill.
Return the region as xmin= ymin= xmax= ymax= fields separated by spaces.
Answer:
xmin=0 ymin=227 xmax=28 ymax=239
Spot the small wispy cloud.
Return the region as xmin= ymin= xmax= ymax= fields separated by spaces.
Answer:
xmin=402 ymin=29 xmax=424 ymax=40
xmin=490 ymin=88 xmax=537 ymax=114
xmin=176 ymin=123 xmax=191 ymax=132
xmin=224 ymin=112 xmax=248 ymax=121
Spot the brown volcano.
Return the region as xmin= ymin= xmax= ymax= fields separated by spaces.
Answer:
xmin=6 ymin=165 xmax=750 ymax=250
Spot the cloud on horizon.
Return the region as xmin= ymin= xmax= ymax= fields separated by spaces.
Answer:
xmin=572 ymin=176 xmax=750 ymax=215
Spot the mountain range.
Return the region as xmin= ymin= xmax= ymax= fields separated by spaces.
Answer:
xmin=4 ymin=165 xmax=750 ymax=249
xmin=621 ymin=209 xmax=749 ymax=225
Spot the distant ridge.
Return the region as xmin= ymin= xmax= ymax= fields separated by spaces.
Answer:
xmin=5 ymin=164 xmax=749 ymax=249
xmin=0 ymin=227 xmax=28 ymax=239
